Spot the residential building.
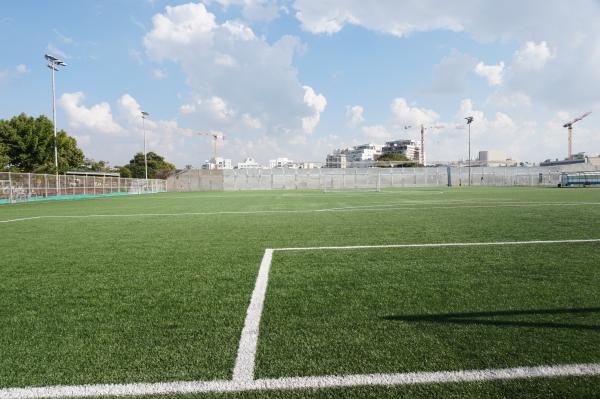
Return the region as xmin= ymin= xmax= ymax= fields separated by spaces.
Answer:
xmin=325 ymin=150 xmax=347 ymax=168
xmin=236 ymin=158 xmax=261 ymax=169
xmin=381 ymin=139 xmax=420 ymax=162
xmin=346 ymin=144 xmax=382 ymax=162
xmin=201 ymin=157 xmax=233 ymax=170
xmin=269 ymin=157 xmax=294 ymax=168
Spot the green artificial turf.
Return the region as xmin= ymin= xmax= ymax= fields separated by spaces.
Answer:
xmin=256 ymin=244 xmax=600 ymax=378
xmin=0 ymin=187 xmax=599 ymax=398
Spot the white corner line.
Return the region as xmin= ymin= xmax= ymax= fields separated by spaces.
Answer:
xmin=2 ymin=363 xmax=600 ymax=399
xmin=232 ymin=248 xmax=274 ymax=382
xmin=274 ymin=238 xmax=600 ymax=252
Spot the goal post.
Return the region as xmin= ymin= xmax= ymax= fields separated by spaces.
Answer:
xmin=322 ymin=171 xmax=381 ymax=193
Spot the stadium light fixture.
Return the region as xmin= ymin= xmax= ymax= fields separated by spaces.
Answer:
xmin=45 ymin=53 xmax=66 ymax=195
xmin=465 ymin=116 xmax=474 ymax=186
xmin=141 ymin=111 xmax=150 ymax=183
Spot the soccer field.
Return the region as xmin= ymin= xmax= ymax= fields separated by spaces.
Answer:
xmin=1 ymin=187 xmax=600 ymax=398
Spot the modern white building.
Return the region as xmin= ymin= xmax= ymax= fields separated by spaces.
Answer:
xmin=325 ymin=150 xmax=348 ymax=168
xmin=381 ymin=139 xmax=420 ymax=162
xmin=269 ymin=157 xmax=294 ymax=168
xmin=346 ymin=144 xmax=382 ymax=162
xmin=201 ymin=157 xmax=233 ymax=170
xmin=236 ymin=157 xmax=261 ymax=169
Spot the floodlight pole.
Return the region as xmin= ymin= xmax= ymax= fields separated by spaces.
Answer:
xmin=51 ymin=64 xmax=59 ymax=194
xmin=45 ymin=54 xmax=66 ymax=195
xmin=465 ymin=116 xmax=474 ymax=186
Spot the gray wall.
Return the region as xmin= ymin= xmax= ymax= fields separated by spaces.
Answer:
xmin=166 ymin=165 xmax=598 ymax=192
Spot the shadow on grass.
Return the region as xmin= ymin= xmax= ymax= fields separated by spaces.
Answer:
xmin=383 ymin=307 xmax=600 ymax=331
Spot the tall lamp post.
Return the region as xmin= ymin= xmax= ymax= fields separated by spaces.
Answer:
xmin=45 ymin=54 xmax=66 ymax=195
xmin=141 ymin=111 xmax=149 ymax=183
xmin=465 ymin=116 xmax=474 ymax=186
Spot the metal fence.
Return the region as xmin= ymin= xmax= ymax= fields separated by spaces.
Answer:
xmin=167 ymin=165 xmax=594 ymax=192
xmin=0 ymin=172 xmax=167 ymax=204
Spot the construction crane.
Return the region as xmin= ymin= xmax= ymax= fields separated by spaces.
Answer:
xmin=197 ymin=131 xmax=225 ymax=169
xmin=563 ymin=112 xmax=591 ymax=159
xmin=404 ymin=124 xmax=462 ymax=165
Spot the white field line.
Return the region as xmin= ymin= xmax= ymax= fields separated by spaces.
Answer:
xmin=233 ymin=249 xmax=273 ymax=382
xmin=275 ymin=238 xmax=600 ymax=251
xmin=2 ymin=201 xmax=600 ymax=224
xmin=1 ymin=239 xmax=600 ymax=398
xmin=2 ymin=363 xmax=600 ymax=399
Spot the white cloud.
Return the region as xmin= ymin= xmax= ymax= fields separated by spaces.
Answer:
xmin=46 ymin=43 xmax=69 ymax=59
xmin=152 ymin=68 xmax=167 ymax=79
xmin=430 ymin=51 xmax=476 ymax=94
xmin=292 ymin=1 xmax=600 ymax=110
xmin=345 ymin=105 xmax=364 ymax=127
xmin=362 ymin=124 xmax=392 ymax=140
xmin=59 ymin=92 xmax=124 ymax=136
xmin=242 ymin=113 xmax=262 ymax=129
xmin=53 ymin=29 xmax=75 ymax=45
xmin=15 ymin=64 xmax=29 ymax=74
xmin=474 ymin=61 xmax=504 ymax=86
xmin=514 ymin=41 xmax=554 ymax=71
xmin=129 ymin=48 xmax=144 ymax=65
xmin=301 ymin=85 xmax=327 ymax=134
xmin=390 ymin=98 xmax=439 ymax=127
xmin=144 ymin=2 xmax=325 ymax=138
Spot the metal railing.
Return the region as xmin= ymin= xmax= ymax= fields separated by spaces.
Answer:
xmin=0 ymin=172 xmax=167 ymax=204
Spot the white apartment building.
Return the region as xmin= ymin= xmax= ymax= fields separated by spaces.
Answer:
xmin=346 ymin=144 xmax=382 ymax=162
xmin=381 ymin=139 xmax=420 ymax=162
xmin=269 ymin=157 xmax=294 ymax=168
xmin=201 ymin=157 xmax=233 ymax=170
xmin=325 ymin=150 xmax=348 ymax=168
xmin=236 ymin=157 xmax=261 ymax=169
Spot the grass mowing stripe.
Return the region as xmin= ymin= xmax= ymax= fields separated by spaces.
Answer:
xmin=1 ymin=363 xmax=599 ymax=399
xmin=2 ymin=202 xmax=600 ymax=224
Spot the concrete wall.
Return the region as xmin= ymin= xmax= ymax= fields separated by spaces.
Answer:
xmin=166 ymin=165 xmax=600 ymax=192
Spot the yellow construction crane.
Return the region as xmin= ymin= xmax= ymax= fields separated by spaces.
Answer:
xmin=197 ymin=131 xmax=225 ymax=169
xmin=563 ymin=112 xmax=591 ymax=159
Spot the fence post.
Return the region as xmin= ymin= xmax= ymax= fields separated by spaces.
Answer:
xmin=45 ymin=174 xmax=48 ymax=197
xmin=8 ymin=171 xmax=13 ymax=204
xmin=28 ymin=173 xmax=31 ymax=198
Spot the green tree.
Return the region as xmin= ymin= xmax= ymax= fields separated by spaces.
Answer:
xmin=0 ymin=113 xmax=84 ymax=173
xmin=376 ymin=152 xmax=420 ymax=167
xmin=123 ymin=152 xmax=175 ymax=179
xmin=0 ymin=142 xmax=9 ymax=170
xmin=81 ymin=158 xmax=112 ymax=172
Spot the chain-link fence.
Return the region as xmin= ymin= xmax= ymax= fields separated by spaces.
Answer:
xmin=167 ymin=165 xmax=596 ymax=192
xmin=0 ymin=172 xmax=167 ymax=204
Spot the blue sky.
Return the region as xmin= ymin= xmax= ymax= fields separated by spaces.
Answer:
xmin=1 ymin=0 xmax=599 ymax=167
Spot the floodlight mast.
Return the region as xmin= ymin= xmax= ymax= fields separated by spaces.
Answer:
xmin=563 ymin=111 xmax=591 ymax=160
xmin=465 ymin=116 xmax=474 ymax=186
xmin=45 ymin=54 xmax=66 ymax=195
xmin=141 ymin=111 xmax=150 ymax=183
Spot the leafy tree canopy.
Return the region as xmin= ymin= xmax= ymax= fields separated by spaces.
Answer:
xmin=376 ymin=152 xmax=420 ymax=167
xmin=119 ymin=152 xmax=175 ymax=179
xmin=0 ymin=113 xmax=84 ymax=173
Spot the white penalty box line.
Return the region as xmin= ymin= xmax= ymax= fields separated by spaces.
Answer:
xmin=2 ymin=238 xmax=600 ymax=399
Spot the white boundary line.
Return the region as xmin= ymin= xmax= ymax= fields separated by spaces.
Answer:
xmin=2 ymin=363 xmax=600 ymax=399
xmin=2 ymin=201 xmax=600 ymax=224
xmin=1 ymin=238 xmax=600 ymax=398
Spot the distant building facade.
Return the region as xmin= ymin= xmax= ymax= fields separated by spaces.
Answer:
xmin=381 ymin=139 xmax=420 ymax=162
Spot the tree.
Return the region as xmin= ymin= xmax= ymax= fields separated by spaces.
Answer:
xmin=0 ymin=113 xmax=84 ymax=173
xmin=81 ymin=158 xmax=112 ymax=172
xmin=0 ymin=142 xmax=9 ymax=170
xmin=121 ymin=152 xmax=175 ymax=179
xmin=375 ymin=153 xmax=420 ymax=167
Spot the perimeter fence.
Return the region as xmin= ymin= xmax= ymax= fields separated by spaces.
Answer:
xmin=0 ymin=172 xmax=167 ymax=204
xmin=168 ymin=165 xmax=597 ymax=192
